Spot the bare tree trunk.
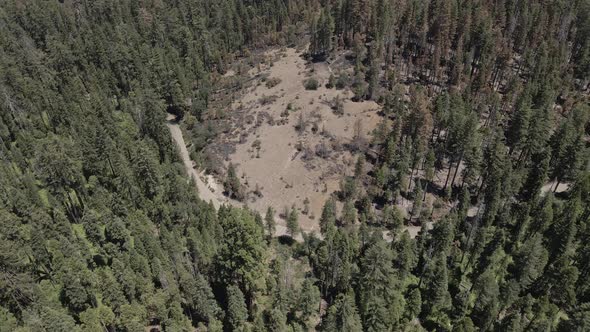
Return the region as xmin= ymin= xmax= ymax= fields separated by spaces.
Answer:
xmin=450 ymin=152 xmax=464 ymax=189
xmin=553 ymin=178 xmax=561 ymax=193
xmin=443 ymin=159 xmax=454 ymax=191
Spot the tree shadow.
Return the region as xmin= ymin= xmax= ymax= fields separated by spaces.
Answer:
xmin=278 ymin=235 xmax=296 ymax=246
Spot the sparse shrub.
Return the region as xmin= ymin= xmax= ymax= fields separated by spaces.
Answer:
xmin=295 ymin=141 xmax=304 ymax=151
xmin=335 ymin=72 xmax=350 ymax=89
xmin=326 ymin=73 xmax=336 ymax=88
xmin=255 ymin=113 xmax=266 ymax=127
xmin=304 ymin=77 xmax=319 ymax=90
xmin=239 ymin=133 xmax=248 ymax=144
xmin=259 ymin=94 xmax=278 ymax=105
xmin=331 ymin=95 xmax=344 ymax=115
xmin=281 ymin=206 xmax=289 ymax=219
xmin=311 ymin=121 xmax=319 ymax=134
xmin=301 ymin=145 xmax=315 ymax=161
xmin=352 ymin=73 xmax=368 ymax=101
xmin=315 ymin=142 xmax=331 ymax=158
xmin=252 ymin=139 xmax=261 ymax=150
xmin=267 ymin=115 xmax=276 ymax=125
xmin=295 ymin=113 xmax=306 ymax=133
xmin=265 ymin=77 xmax=282 ymax=88
xmin=253 ymin=183 xmax=263 ymax=198
xmin=252 ymin=140 xmax=262 ymax=158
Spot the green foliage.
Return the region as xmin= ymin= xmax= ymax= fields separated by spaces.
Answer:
xmin=309 ymin=8 xmax=334 ymax=60
xmin=0 ymin=307 xmax=18 ymax=332
xmin=224 ymin=163 xmax=245 ymax=201
xmin=1 ymin=1 xmax=590 ymax=331
xmin=287 ymin=206 xmax=300 ymax=238
xmin=226 ymin=285 xmax=248 ymax=332
xmin=322 ymin=291 xmax=362 ymax=332
xmin=265 ymin=206 xmax=276 ymax=239
xmin=341 ymin=200 xmax=357 ymax=226
xmin=217 ymin=208 xmax=267 ymax=297
xmin=303 ymin=78 xmax=320 ymax=90
xmin=319 ymin=198 xmax=337 ymax=234
xmin=298 ymin=279 xmax=320 ymax=326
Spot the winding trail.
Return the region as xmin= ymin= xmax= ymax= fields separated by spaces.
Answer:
xmin=166 ymin=115 xmax=292 ymax=237
xmin=167 ymin=115 xmax=233 ymax=209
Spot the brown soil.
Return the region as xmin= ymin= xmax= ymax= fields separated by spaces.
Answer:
xmin=208 ymin=48 xmax=381 ymax=235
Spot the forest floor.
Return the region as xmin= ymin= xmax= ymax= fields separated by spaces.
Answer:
xmin=206 ymin=48 xmax=381 ymax=235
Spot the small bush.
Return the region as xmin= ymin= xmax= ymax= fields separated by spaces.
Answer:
xmin=315 ymin=142 xmax=331 ymax=158
xmin=304 ymin=78 xmax=319 ymax=90
xmin=265 ymin=77 xmax=282 ymax=88
xmin=331 ymin=95 xmax=344 ymax=115
xmin=326 ymin=74 xmax=336 ymax=88
xmin=295 ymin=113 xmax=307 ymax=133
xmin=259 ymin=95 xmax=278 ymax=105
xmin=251 ymin=139 xmax=261 ymax=150
xmin=335 ymin=72 xmax=350 ymax=89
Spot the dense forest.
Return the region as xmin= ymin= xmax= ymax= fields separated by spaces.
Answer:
xmin=1 ymin=0 xmax=590 ymax=331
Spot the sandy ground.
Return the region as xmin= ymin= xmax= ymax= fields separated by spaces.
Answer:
xmin=541 ymin=180 xmax=570 ymax=195
xmin=211 ymin=48 xmax=381 ymax=234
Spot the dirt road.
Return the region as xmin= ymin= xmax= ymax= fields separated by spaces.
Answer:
xmin=167 ymin=116 xmax=232 ymax=209
xmin=166 ymin=115 xmax=293 ymax=238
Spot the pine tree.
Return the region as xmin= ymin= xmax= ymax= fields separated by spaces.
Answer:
xmin=319 ymin=198 xmax=337 ymax=234
xmin=287 ymin=206 xmax=300 ymax=238
xmin=358 ymin=238 xmax=395 ymax=330
xmin=393 ymin=231 xmax=417 ymax=277
xmin=265 ymin=206 xmax=276 ymax=239
xmin=341 ymin=200 xmax=357 ymax=226
xmin=226 ymin=285 xmax=248 ymax=332
xmin=310 ymin=8 xmax=334 ymax=60
xmin=506 ymin=89 xmax=532 ymax=154
xmin=323 ymin=290 xmax=363 ymax=332
xmin=225 ymin=163 xmax=244 ymax=200
xmin=298 ymin=279 xmax=320 ymax=327
xmin=217 ymin=208 xmax=266 ymax=305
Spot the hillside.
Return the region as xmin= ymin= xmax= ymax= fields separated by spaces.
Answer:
xmin=1 ymin=1 xmax=590 ymax=331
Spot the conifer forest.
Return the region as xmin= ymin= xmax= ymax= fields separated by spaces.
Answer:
xmin=1 ymin=0 xmax=590 ymax=331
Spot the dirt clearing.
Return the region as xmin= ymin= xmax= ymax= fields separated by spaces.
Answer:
xmin=207 ymin=48 xmax=381 ymax=234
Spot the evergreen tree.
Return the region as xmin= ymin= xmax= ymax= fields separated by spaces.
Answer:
xmin=287 ymin=206 xmax=300 ymax=238
xmin=319 ymin=198 xmax=337 ymax=234
xmin=225 ymin=163 xmax=244 ymax=200
xmin=265 ymin=206 xmax=276 ymax=239
xmin=310 ymin=8 xmax=335 ymax=60
xmin=226 ymin=285 xmax=248 ymax=332
xmin=322 ymin=290 xmax=363 ymax=332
